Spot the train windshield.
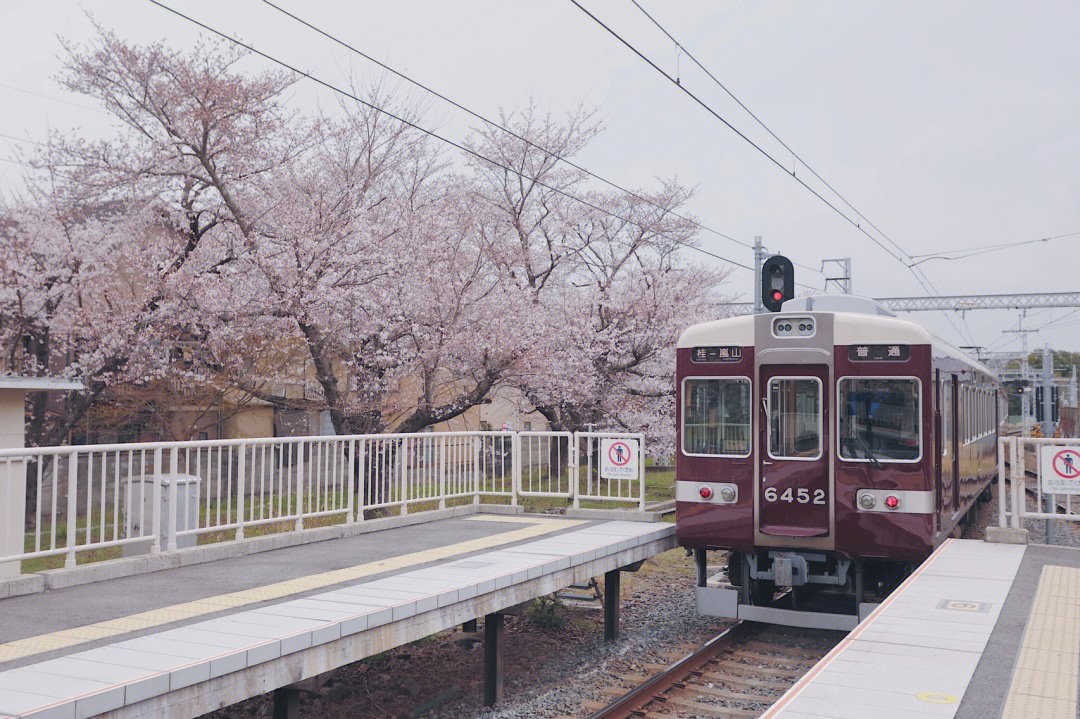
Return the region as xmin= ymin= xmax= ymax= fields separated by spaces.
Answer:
xmin=682 ymin=378 xmax=752 ymax=456
xmin=768 ymin=378 xmax=822 ymax=459
xmin=838 ymin=378 xmax=921 ymax=461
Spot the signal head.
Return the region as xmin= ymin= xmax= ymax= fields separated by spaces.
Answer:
xmin=761 ymin=255 xmax=795 ymax=312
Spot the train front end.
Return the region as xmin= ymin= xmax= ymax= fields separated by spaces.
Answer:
xmin=675 ymin=295 xmax=935 ymax=629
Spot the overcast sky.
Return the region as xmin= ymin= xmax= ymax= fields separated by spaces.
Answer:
xmin=2 ymin=1 xmax=1078 ymax=355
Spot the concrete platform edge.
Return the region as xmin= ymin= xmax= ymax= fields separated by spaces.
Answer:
xmin=985 ymin=526 xmax=1029 ymax=544
xmin=563 ymin=507 xmax=663 ymax=522
xmin=0 ymin=573 xmax=43 ymax=599
xmin=93 ymin=534 xmax=679 ymax=719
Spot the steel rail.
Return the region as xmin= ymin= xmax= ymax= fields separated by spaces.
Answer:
xmin=585 ymin=622 xmax=754 ymax=719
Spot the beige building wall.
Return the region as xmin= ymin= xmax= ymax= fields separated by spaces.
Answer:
xmin=223 ymin=406 xmax=275 ymax=439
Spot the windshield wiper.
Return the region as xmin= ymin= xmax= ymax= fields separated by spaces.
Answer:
xmin=855 ymin=435 xmax=883 ymax=469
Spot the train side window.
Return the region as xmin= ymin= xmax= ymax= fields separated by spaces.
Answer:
xmin=767 ymin=377 xmax=822 ymax=460
xmin=838 ymin=377 xmax=921 ymax=462
xmin=962 ymin=386 xmax=969 ymax=444
xmin=942 ymin=379 xmax=951 ymax=457
xmin=682 ymin=377 xmax=752 ymax=457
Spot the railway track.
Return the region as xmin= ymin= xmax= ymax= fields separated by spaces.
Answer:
xmin=586 ymin=622 xmax=840 ymax=719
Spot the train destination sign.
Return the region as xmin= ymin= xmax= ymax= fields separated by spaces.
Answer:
xmin=848 ymin=344 xmax=911 ymax=362
xmin=690 ymin=346 xmax=743 ymax=363
xmin=1041 ymin=446 xmax=1080 ymax=494
xmin=600 ymin=438 xmax=639 ymax=481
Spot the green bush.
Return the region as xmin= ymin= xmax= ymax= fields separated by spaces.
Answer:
xmin=526 ymin=594 xmax=566 ymax=629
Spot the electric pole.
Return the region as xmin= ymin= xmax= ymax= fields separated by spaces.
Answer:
xmin=821 ymin=258 xmax=852 ymax=294
xmin=753 ymin=236 xmax=765 ymax=314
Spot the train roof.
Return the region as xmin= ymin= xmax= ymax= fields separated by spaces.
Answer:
xmin=679 ymin=295 xmax=995 ymax=379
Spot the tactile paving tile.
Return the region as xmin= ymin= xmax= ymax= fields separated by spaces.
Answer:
xmin=1001 ymin=565 xmax=1080 ymax=718
xmin=1001 ymin=691 xmax=1075 ymax=719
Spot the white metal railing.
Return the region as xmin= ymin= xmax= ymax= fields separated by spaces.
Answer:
xmin=0 ymin=430 xmax=648 ymax=570
xmin=998 ymin=436 xmax=1080 ymax=534
xmin=575 ymin=431 xmax=647 ymax=510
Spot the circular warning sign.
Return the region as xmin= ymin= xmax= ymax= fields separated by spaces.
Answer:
xmin=608 ymin=441 xmax=632 ymax=467
xmin=1053 ymin=449 xmax=1080 ymax=479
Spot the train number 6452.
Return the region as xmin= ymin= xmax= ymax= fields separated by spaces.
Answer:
xmin=763 ymin=487 xmax=827 ymax=505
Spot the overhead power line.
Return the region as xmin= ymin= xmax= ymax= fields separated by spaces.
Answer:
xmin=574 ymin=0 xmax=974 ymax=343
xmin=0 ymin=83 xmax=110 ymax=116
xmin=909 ymin=231 xmax=1080 ymax=265
xmin=145 ymin=0 xmax=761 ymax=276
xmin=255 ymin=0 xmax=824 ymax=283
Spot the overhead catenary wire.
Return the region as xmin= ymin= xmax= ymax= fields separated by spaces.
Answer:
xmin=255 ymin=0 xmax=825 ymax=284
xmin=144 ymin=0 xmax=764 ymax=278
xmin=0 ymin=83 xmax=111 ymax=116
xmin=574 ymin=0 xmax=975 ymax=343
xmin=909 ymin=231 xmax=1080 ymax=264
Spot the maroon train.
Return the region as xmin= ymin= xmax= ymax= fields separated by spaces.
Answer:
xmin=675 ymin=295 xmax=998 ymax=623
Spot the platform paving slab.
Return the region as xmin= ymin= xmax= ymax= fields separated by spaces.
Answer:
xmin=0 ymin=515 xmax=675 ymax=719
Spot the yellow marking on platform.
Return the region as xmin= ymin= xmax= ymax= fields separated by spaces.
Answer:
xmin=0 ymin=516 xmax=584 ymax=664
xmin=915 ymin=692 xmax=957 ymax=704
xmin=1002 ymin=565 xmax=1080 ymax=719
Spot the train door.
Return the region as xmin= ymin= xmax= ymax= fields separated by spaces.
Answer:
xmin=940 ymin=375 xmax=954 ymax=515
xmin=951 ymin=376 xmax=961 ymax=512
xmin=757 ymin=365 xmax=831 ymax=539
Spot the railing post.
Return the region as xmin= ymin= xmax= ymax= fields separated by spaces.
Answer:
xmin=346 ymin=439 xmax=356 ymax=524
xmin=357 ymin=439 xmax=367 ymax=522
xmin=572 ymin=433 xmax=580 ymax=509
xmin=439 ymin=437 xmax=447 ymax=509
xmin=167 ymin=447 xmax=179 ymax=552
xmin=638 ymin=434 xmax=647 ymax=511
xmin=236 ymin=444 xmax=246 ymax=541
xmin=400 ymin=438 xmax=409 ymax=515
xmin=295 ymin=441 xmax=305 ymax=531
xmin=473 ymin=435 xmax=481 ymax=505
xmin=997 ymin=437 xmax=1007 ymax=529
xmin=511 ymin=433 xmax=520 ymax=507
xmin=1011 ymin=438 xmax=1022 ymax=530
xmin=64 ymin=449 xmax=78 ymax=568
xmin=150 ymin=447 xmax=162 ymax=554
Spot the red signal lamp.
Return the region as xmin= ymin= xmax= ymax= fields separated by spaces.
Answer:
xmin=772 ymin=290 xmax=784 ymax=302
xmin=884 ymin=495 xmax=900 ymax=510
xmin=699 ymin=486 xmax=713 ymax=500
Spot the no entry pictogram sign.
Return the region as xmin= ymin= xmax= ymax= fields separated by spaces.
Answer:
xmin=600 ymin=438 xmax=639 ymax=480
xmin=1041 ymin=446 xmax=1080 ymax=494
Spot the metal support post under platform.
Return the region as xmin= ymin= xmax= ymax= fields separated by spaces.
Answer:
xmin=604 ymin=568 xmax=621 ymax=641
xmin=273 ymin=686 xmax=300 ymax=719
xmin=463 ymin=618 xmax=478 ymax=633
xmin=483 ymin=612 xmax=504 ymax=706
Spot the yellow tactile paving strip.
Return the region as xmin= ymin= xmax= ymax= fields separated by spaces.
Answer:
xmin=0 ymin=515 xmax=583 ymax=664
xmin=1001 ymin=565 xmax=1080 ymax=719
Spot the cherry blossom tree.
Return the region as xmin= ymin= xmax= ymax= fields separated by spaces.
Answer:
xmin=1 ymin=26 xmax=732 ymax=463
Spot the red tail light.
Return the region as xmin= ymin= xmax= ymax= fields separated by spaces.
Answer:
xmin=699 ymin=486 xmax=713 ymax=499
xmin=885 ymin=495 xmax=900 ymax=509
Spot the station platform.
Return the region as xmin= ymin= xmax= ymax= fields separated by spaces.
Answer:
xmin=0 ymin=508 xmax=676 ymax=718
xmin=763 ymin=538 xmax=1080 ymax=719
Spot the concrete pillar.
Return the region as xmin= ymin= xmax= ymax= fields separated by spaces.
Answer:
xmin=272 ymin=686 xmax=300 ymax=719
xmin=0 ymin=388 xmax=26 ymax=578
xmin=483 ymin=611 xmax=504 ymax=706
xmin=604 ymin=568 xmax=621 ymax=641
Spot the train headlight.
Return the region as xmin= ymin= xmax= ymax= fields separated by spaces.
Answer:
xmin=885 ymin=495 xmax=900 ymax=510
xmin=858 ymin=493 xmax=876 ymax=509
xmin=719 ymin=486 xmax=736 ymax=502
xmin=699 ymin=486 xmax=713 ymax=500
